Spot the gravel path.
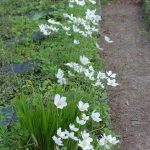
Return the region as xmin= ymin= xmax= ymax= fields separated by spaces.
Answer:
xmin=101 ymin=1 xmax=150 ymax=150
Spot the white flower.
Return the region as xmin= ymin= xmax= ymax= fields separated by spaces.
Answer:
xmin=52 ymin=136 xmax=63 ymax=146
xmin=65 ymin=62 xmax=74 ymax=67
xmin=93 ymin=80 xmax=105 ymax=89
xmin=96 ymin=42 xmax=103 ymax=50
xmin=84 ymin=69 xmax=95 ymax=81
xmin=97 ymin=71 xmax=107 ymax=79
xmin=107 ymin=78 xmax=119 ymax=87
xmin=82 ymin=114 xmax=89 ymax=121
xmin=73 ymin=25 xmax=80 ymax=32
xmin=77 ymin=101 xmax=89 ymax=112
xmin=75 ymin=0 xmax=85 ymax=6
xmin=66 ymin=62 xmax=85 ymax=73
xmin=98 ymin=134 xmax=119 ymax=149
xmin=39 ymin=24 xmax=51 ymax=35
xmin=48 ymin=19 xmax=61 ymax=25
xmin=89 ymin=66 xmax=94 ymax=72
xmin=54 ymin=94 xmax=67 ymax=109
xmin=78 ymin=140 xmax=93 ymax=150
xmin=98 ymin=136 xmax=109 ymax=149
xmin=76 ymin=116 xmax=86 ymax=125
xmin=62 ymin=26 xmax=70 ymax=31
xmin=56 ymin=69 xmax=67 ymax=85
xmin=69 ymin=124 xmax=79 ymax=132
xmin=80 ymin=56 xmax=90 ymax=65
xmin=106 ymin=71 xmax=116 ymax=78
xmin=57 ymin=78 xmax=67 ymax=85
xmin=74 ymin=39 xmax=80 ymax=45
xmin=74 ymin=65 xmax=85 ymax=73
xmin=91 ymin=110 xmax=102 ymax=122
xmin=81 ymin=130 xmax=93 ymax=143
xmin=104 ymin=36 xmax=113 ymax=43
xmin=56 ymin=69 xmax=64 ymax=79
xmin=85 ymin=9 xmax=101 ymax=24
xmin=39 ymin=24 xmax=59 ymax=35
xmin=66 ymin=32 xmax=71 ymax=36
xmin=57 ymin=128 xmax=68 ymax=139
xmin=68 ymin=71 xmax=75 ymax=77
xmin=65 ymin=130 xmax=78 ymax=141
xmin=106 ymin=135 xmax=119 ymax=145
xmin=89 ymin=0 xmax=96 ymax=4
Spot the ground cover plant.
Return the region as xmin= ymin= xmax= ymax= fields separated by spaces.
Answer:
xmin=144 ymin=0 xmax=150 ymax=31
xmin=143 ymin=0 xmax=150 ymax=36
xmin=0 ymin=0 xmax=119 ymax=149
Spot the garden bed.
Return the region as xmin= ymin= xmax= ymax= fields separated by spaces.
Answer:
xmin=0 ymin=0 xmax=119 ymax=149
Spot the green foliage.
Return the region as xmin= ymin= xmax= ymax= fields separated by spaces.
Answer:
xmin=144 ymin=0 xmax=150 ymax=30
xmin=15 ymin=93 xmax=78 ymax=150
xmin=101 ymin=0 xmax=108 ymax=5
xmin=0 ymin=0 xmax=118 ymax=149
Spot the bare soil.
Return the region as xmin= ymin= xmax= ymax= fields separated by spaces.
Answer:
xmin=101 ymin=1 xmax=150 ymax=150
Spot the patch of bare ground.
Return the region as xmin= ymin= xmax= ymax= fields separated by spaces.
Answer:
xmin=101 ymin=0 xmax=150 ymax=150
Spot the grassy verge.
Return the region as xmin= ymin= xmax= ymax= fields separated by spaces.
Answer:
xmin=143 ymin=0 xmax=150 ymax=36
xmin=0 ymin=0 xmax=119 ymax=149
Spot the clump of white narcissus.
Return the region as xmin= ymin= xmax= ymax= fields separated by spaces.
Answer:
xmin=52 ymin=95 xmax=119 ymax=149
xmin=56 ymin=55 xmax=118 ymax=88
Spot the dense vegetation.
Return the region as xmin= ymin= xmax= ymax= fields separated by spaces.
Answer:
xmin=0 ymin=0 xmax=119 ymax=149
xmin=144 ymin=0 xmax=150 ymax=30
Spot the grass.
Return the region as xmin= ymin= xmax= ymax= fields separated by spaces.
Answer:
xmin=144 ymin=0 xmax=150 ymax=32
xmin=0 ymin=0 xmax=119 ymax=149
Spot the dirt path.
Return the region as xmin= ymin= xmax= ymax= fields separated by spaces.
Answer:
xmin=101 ymin=1 xmax=150 ymax=150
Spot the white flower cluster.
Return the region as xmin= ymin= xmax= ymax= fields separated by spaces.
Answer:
xmin=39 ymin=24 xmax=59 ymax=36
xmin=69 ymin=0 xmax=96 ymax=8
xmin=63 ymin=12 xmax=99 ymax=38
xmin=39 ymin=0 xmax=101 ymax=47
xmin=98 ymin=134 xmax=119 ymax=149
xmin=85 ymin=9 xmax=102 ymax=25
xmin=64 ymin=56 xmax=119 ymax=88
xmin=53 ymin=95 xmax=119 ymax=149
xmin=69 ymin=0 xmax=85 ymax=7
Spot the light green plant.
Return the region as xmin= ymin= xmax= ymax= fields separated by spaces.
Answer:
xmin=15 ymin=93 xmax=79 ymax=150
